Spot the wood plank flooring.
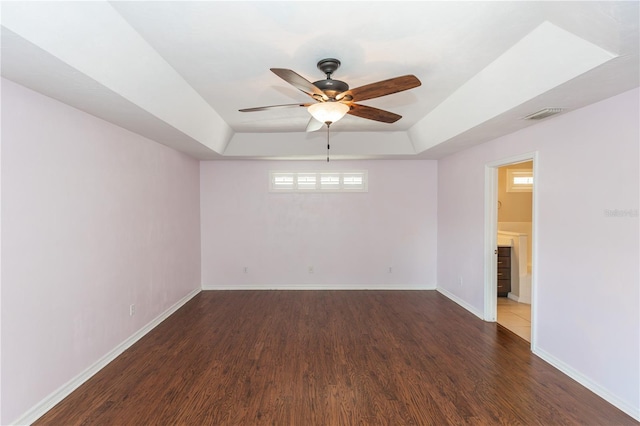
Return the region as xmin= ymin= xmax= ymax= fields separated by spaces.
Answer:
xmin=35 ymin=291 xmax=636 ymax=425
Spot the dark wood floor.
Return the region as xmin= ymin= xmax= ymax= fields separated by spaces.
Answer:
xmin=36 ymin=291 xmax=636 ymax=425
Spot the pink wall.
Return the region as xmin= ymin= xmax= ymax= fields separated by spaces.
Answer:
xmin=437 ymin=88 xmax=639 ymax=416
xmin=200 ymin=160 xmax=437 ymax=289
xmin=0 ymin=79 xmax=201 ymax=423
xmin=2 ymin=74 xmax=636 ymax=421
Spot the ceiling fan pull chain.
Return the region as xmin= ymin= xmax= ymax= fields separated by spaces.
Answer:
xmin=326 ymin=122 xmax=331 ymax=162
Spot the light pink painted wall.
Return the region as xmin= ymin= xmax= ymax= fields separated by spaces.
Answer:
xmin=200 ymin=160 xmax=437 ymax=289
xmin=437 ymin=88 xmax=639 ymax=415
xmin=0 ymin=79 xmax=201 ymax=423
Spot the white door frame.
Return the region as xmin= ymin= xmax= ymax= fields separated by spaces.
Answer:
xmin=484 ymin=151 xmax=538 ymax=347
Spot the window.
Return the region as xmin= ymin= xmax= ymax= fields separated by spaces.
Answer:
xmin=296 ymin=173 xmax=317 ymax=190
xmin=320 ymin=173 xmax=340 ymax=190
xmin=272 ymin=173 xmax=294 ymax=190
xmin=507 ymin=169 xmax=533 ymax=192
xmin=343 ymin=173 xmax=364 ymax=189
xmin=269 ymin=171 xmax=368 ymax=192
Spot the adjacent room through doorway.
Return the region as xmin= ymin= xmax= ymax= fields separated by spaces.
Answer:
xmin=496 ymin=161 xmax=533 ymax=341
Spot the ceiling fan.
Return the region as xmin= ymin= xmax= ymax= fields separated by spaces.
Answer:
xmin=239 ymin=58 xmax=422 ymax=132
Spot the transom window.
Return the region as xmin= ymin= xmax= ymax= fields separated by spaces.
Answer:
xmin=507 ymin=169 xmax=533 ymax=192
xmin=270 ymin=171 xmax=368 ymax=192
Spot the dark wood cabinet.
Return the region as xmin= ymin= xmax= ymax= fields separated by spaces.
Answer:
xmin=497 ymin=246 xmax=511 ymax=297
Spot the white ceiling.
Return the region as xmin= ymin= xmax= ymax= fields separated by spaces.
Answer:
xmin=1 ymin=1 xmax=638 ymax=160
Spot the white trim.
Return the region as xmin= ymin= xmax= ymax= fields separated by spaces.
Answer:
xmin=202 ymin=283 xmax=435 ymax=291
xmin=507 ymin=292 xmax=520 ymax=302
xmin=12 ymin=288 xmax=201 ymax=426
xmin=533 ymin=347 xmax=640 ymax=422
xmin=484 ymin=165 xmax=499 ymax=322
xmin=436 ymin=287 xmax=484 ymax=319
xmin=530 ymin=156 xmax=539 ymax=347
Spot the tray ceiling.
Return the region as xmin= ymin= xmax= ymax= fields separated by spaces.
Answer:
xmin=1 ymin=1 xmax=638 ymax=160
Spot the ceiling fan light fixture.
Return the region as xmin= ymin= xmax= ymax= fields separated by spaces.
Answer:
xmin=308 ymin=102 xmax=349 ymax=124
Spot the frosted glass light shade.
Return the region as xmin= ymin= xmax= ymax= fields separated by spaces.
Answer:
xmin=308 ymin=102 xmax=349 ymax=124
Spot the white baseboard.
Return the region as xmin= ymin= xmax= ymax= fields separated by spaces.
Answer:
xmin=438 ymin=288 xmax=638 ymax=420
xmin=436 ymin=287 xmax=484 ymax=319
xmin=12 ymin=288 xmax=201 ymax=426
xmin=201 ymin=283 xmax=436 ymax=291
xmin=533 ymin=346 xmax=640 ymax=422
xmin=507 ymin=292 xmax=520 ymax=302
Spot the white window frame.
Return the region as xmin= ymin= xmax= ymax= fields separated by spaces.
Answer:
xmin=506 ymin=169 xmax=533 ymax=192
xmin=269 ymin=170 xmax=368 ymax=193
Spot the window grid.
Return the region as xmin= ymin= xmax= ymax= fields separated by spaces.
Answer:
xmin=270 ymin=171 xmax=368 ymax=192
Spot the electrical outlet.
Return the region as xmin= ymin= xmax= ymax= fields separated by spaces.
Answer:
xmin=388 ymin=267 xmax=393 ymax=273
xmin=308 ymin=266 xmax=314 ymax=273
xmin=458 ymin=276 xmax=463 ymax=286
xmin=129 ymin=304 xmax=136 ymax=316
xmin=243 ymin=267 xmax=248 ymax=273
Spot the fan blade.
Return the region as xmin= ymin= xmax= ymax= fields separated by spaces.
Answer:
xmin=347 ymin=103 xmax=402 ymax=123
xmin=337 ymin=75 xmax=421 ymax=102
xmin=239 ymin=103 xmax=311 ymax=112
xmin=305 ymin=117 xmax=324 ymax=132
xmin=271 ymin=68 xmax=328 ymax=99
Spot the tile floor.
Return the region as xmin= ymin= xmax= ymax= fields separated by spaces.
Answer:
xmin=497 ymin=297 xmax=531 ymax=342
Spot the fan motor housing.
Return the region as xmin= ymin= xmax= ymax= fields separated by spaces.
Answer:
xmin=313 ymin=78 xmax=349 ymax=95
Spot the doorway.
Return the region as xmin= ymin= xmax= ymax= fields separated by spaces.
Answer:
xmin=484 ymin=153 xmax=537 ymax=347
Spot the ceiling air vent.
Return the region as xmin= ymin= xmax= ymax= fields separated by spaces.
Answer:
xmin=523 ymin=108 xmax=565 ymax=120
